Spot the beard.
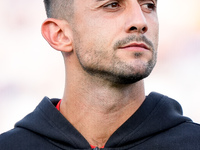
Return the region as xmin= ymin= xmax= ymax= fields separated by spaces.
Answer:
xmin=75 ymin=35 xmax=157 ymax=85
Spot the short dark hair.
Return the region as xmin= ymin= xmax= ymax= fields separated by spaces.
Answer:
xmin=43 ymin=0 xmax=73 ymax=20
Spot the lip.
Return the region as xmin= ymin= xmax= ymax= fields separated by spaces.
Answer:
xmin=119 ymin=43 xmax=150 ymax=51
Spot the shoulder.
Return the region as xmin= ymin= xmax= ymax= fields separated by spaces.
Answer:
xmin=156 ymin=121 xmax=200 ymax=148
xmin=0 ymin=128 xmax=53 ymax=150
xmin=175 ymin=121 xmax=200 ymax=138
xmin=136 ymin=121 xmax=200 ymax=150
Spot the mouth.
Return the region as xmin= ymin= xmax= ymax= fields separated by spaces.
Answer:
xmin=119 ymin=43 xmax=150 ymax=51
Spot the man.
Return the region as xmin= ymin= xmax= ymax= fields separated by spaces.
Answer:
xmin=0 ymin=0 xmax=200 ymax=149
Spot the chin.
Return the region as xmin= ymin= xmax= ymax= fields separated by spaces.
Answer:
xmin=91 ymin=65 xmax=154 ymax=85
xmin=108 ymin=71 xmax=151 ymax=85
xmin=80 ymin=54 xmax=156 ymax=85
xmin=110 ymin=62 xmax=156 ymax=84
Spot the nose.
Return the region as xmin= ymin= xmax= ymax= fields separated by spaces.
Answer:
xmin=125 ymin=2 xmax=148 ymax=34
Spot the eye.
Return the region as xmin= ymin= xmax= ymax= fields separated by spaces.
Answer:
xmin=103 ymin=1 xmax=121 ymax=11
xmin=141 ymin=3 xmax=156 ymax=13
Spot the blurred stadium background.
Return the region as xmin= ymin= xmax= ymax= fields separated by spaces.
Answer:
xmin=0 ymin=0 xmax=200 ymax=133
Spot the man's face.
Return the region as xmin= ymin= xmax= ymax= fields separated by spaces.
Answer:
xmin=71 ymin=0 xmax=159 ymax=84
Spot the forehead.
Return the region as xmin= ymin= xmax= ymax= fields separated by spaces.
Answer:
xmin=72 ymin=0 xmax=158 ymax=13
xmin=93 ymin=0 xmax=157 ymax=2
xmin=74 ymin=0 xmax=158 ymax=6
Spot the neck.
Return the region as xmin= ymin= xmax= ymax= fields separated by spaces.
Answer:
xmin=60 ymin=74 xmax=145 ymax=148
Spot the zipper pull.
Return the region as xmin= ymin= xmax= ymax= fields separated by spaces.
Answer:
xmin=93 ymin=147 xmax=100 ymax=150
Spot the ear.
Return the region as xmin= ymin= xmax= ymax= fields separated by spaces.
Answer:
xmin=41 ymin=18 xmax=73 ymax=52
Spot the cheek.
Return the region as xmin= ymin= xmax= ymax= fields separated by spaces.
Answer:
xmin=73 ymin=28 xmax=112 ymax=65
xmin=153 ymin=24 xmax=159 ymax=50
xmin=147 ymin=19 xmax=159 ymax=50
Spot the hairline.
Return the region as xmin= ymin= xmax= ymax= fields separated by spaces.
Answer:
xmin=44 ymin=0 xmax=74 ymax=21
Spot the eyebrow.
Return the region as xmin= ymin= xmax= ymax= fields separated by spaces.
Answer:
xmin=96 ymin=0 xmax=157 ymax=1
xmin=138 ymin=0 xmax=157 ymax=4
xmin=95 ymin=0 xmax=157 ymax=3
xmin=138 ymin=0 xmax=157 ymax=2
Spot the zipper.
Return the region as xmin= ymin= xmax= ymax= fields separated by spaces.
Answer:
xmin=93 ymin=147 xmax=100 ymax=150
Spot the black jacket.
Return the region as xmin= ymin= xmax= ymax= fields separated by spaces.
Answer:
xmin=1 ymin=92 xmax=200 ymax=150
